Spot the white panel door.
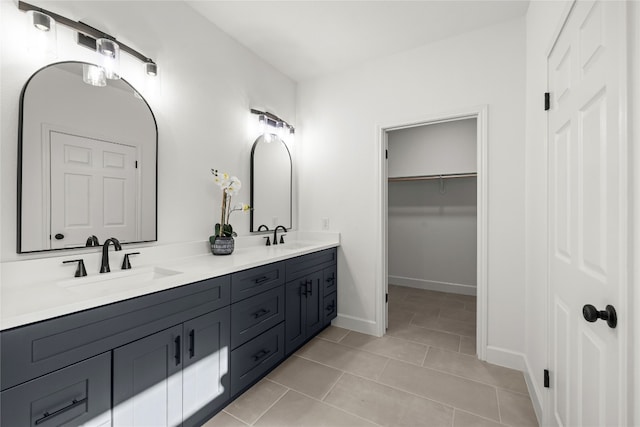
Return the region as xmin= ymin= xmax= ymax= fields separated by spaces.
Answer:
xmin=50 ymin=131 xmax=137 ymax=249
xmin=548 ymin=1 xmax=628 ymax=426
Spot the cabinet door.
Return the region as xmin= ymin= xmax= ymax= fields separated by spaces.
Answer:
xmin=284 ymin=279 xmax=306 ymax=355
xmin=113 ymin=325 xmax=183 ymax=427
xmin=182 ymin=307 xmax=230 ymax=427
xmin=305 ymin=270 xmax=324 ymax=337
xmin=0 ymin=352 xmax=111 ymax=427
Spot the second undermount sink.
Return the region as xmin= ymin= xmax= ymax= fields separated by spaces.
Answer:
xmin=58 ymin=266 xmax=182 ymax=296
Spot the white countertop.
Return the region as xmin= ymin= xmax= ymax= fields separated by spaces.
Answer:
xmin=0 ymin=232 xmax=340 ymax=331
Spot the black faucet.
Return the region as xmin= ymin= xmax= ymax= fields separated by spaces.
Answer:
xmin=100 ymin=237 xmax=122 ymax=273
xmin=257 ymin=224 xmax=269 ymax=231
xmin=273 ymin=225 xmax=287 ymax=245
xmin=85 ymin=235 xmax=100 ymax=247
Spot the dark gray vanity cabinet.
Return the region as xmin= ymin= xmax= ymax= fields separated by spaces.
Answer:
xmin=284 ymin=270 xmax=324 ymax=354
xmin=0 ymin=352 xmax=111 ymax=427
xmin=229 ymin=263 xmax=286 ymax=397
xmin=0 ymin=248 xmax=337 ymax=427
xmin=284 ymin=248 xmax=338 ymax=355
xmin=113 ymin=307 xmax=230 ymax=427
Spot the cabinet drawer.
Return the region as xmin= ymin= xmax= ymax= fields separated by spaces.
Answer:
xmin=230 ymin=323 xmax=284 ymax=396
xmin=285 ymin=248 xmax=337 ymax=282
xmin=1 ymin=352 xmax=111 ymax=427
xmin=231 ymin=286 xmax=285 ymax=349
xmin=1 ymin=275 xmax=230 ymax=390
xmin=324 ymin=292 xmax=337 ymax=325
xmin=323 ymin=265 xmax=337 ymax=296
xmin=231 ymin=262 xmax=285 ymax=302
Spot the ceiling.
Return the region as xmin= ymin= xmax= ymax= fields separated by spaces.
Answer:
xmin=186 ymin=1 xmax=530 ymax=82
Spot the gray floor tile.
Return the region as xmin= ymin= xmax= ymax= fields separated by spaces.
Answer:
xmin=295 ymin=337 xmax=390 ymax=380
xmin=387 ymin=321 xmax=461 ymax=351
xmin=453 ymin=410 xmax=505 ymax=427
xmin=339 ymin=331 xmax=428 ymax=365
xmin=223 ymin=379 xmax=288 ymax=424
xmin=459 ymin=336 xmax=477 ymax=355
xmin=324 ymin=373 xmax=453 ymax=426
xmin=317 ymin=325 xmax=350 ymax=342
xmin=497 ymin=388 xmax=538 ymax=427
xmin=378 ymin=359 xmax=501 ymax=421
xmin=254 ymin=390 xmax=377 ymax=427
xmin=202 ymin=411 xmax=249 ymax=427
xmin=267 ymin=355 xmax=342 ymax=399
xmin=423 ymin=347 xmax=529 ymax=394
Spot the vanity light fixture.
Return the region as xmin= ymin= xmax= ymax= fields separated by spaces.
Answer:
xmin=250 ymin=109 xmax=295 ymax=144
xmin=26 ymin=9 xmax=57 ymax=58
xmin=19 ymin=1 xmax=158 ymax=78
xmin=82 ymin=63 xmax=106 ymax=87
xmin=145 ymin=61 xmax=158 ymax=77
xmin=97 ymin=38 xmax=120 ymax=79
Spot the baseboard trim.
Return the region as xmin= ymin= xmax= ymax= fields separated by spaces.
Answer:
xmin=485 ymin=345 xmax=525 ymax=370
xmin=332 ymin=313 xmax=379 ymax=336
xmin=388 ymin=276 xmax=477 ymax=296
xmin=523 ymin=355 xmax=545 ymax=426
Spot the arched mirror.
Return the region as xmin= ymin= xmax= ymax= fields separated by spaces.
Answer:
xmin=250 ymin=135 xmax=292 ymax=231
xmin=18 ymin=61 xmax=157 ymax=253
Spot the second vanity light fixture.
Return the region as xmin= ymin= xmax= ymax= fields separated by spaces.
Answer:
xmin=20 ymin=1 xmax=158 ymax=85
xmin=251 ymin=109 xmax=295 ymax=143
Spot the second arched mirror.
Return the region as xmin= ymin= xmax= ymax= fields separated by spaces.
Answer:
xmin=250 ymin=135 xmax=292 ymax=231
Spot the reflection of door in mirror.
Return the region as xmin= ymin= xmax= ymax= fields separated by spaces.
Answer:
xmin=18 ymin=61 xmax=157 ymax=253
xmin=251 ymin=135 xmax=292 ymax=231
xmin=49 ymin=131 xmax=138 ymax=249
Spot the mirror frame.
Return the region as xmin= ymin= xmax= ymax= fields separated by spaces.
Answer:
xmin=249 ymin=135 xmax=292 ymax=232
xmin=17 ymin=61 xmax=159 ymax=254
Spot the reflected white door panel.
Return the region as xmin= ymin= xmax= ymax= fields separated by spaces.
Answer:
xmin=50 ymin=131 xmax=137 ymax=249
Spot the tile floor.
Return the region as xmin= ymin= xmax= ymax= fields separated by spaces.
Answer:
xmin=204 ymin=285 xmax=538 ymax=427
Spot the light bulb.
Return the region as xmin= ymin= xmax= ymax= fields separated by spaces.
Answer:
xmin=82 ymin=64 xmax=106 ymax=87
xmin=97 ymin=38 xmax=120 ymax=79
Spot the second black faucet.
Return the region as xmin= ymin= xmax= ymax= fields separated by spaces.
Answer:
xmin=100 ymin=237 xmax=122 ymax=273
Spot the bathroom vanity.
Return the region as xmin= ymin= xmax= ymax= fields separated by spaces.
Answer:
xmin=0 ymin=244 xmax=338 ymax=427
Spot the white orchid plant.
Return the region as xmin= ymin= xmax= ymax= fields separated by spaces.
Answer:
xmin=211 ymin=169 xmax=251 ymax=240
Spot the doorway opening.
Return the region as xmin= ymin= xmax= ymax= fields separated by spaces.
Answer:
xmin=376 ymin=106 xmax=488 ymax=360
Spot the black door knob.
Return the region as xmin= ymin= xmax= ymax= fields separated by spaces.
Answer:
xmin=582 ymin=304 xmax=617 ymax=328
xmin=54 ymin=233 xmax=64 ymax=240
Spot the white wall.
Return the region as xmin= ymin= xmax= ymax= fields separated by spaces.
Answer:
xmin=297 ymin=18 xmax=526 ymax=362
xmin=0 ymin=1 xmax=296 ymax=261
xmin=388 ymin=118 xmax=477 ymax=177
xmin=632 ymin=3 xmax=640 ymax=424
xmin=523 ymin=1 xmax=572 ymax=422
xmin=388 ymin=178 xmax=477 ymax=294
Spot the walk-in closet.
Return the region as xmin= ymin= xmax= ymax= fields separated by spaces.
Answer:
xmin=386 ymin=118 xmax=478 ymax=354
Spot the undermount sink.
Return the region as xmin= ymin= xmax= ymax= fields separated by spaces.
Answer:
xmin=58 ymin=266 xmax=182 ymax=296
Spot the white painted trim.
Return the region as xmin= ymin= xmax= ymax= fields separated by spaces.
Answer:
xmin=376 ymin=105 xmax=489 ymax=352
xmin=485 ymin=345 xmax=525 ymax=371
xmin=523 ymin=355 xmax=545 ymax=427
xmin=630 ymin=3 xmax=640 ymax=425
xmin=388 ymin=275 xmax=477 ymax=296
xmin=332 ymin=314 xmax=378 ymax=336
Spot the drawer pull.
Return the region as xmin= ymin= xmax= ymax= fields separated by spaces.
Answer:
xmin=326 ymin=276 xmax=335 ymax=283
xmin=189 ymin=330 xmax=195 ymax=358
xmin=252 ymin=308 xmax=271 ymax=319
xmin=252 ymin=348 xmax=271 ymax=362
xmin=35 ymin=397 xmax=87 ymax=425
xmin=175 ymin=335 xmax=181 ymax=365
xmin=326 ymin=303 xmax=336 ymax=312
xmin=254 ymin=276 xmax=270 ymax=284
